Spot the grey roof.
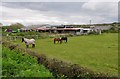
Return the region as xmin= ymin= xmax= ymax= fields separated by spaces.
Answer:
xmin=94 ymin=26 xmax=112 ymax=30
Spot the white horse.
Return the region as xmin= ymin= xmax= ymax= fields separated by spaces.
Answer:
xmin=22 ymin=38 xmax=35 ymax=48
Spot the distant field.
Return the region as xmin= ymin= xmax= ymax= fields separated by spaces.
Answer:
xmin=16 ymin=33 xmax=118 ymax=76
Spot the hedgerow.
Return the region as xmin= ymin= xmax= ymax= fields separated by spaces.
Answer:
xmin=2 ymin=47 xmax=53 ymax=77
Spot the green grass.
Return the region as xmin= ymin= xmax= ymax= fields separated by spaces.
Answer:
xmin=2 ymin=47 xmax=53 ymax=77
xmin=16 ymin=33 xmax=118 ymax=76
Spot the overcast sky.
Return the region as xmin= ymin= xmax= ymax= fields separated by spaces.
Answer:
xmin=0 ymin=1 xmax=118 ymax=26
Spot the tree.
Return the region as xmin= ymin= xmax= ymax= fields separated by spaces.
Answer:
xmin=10 ymin=23 xmax=24 ymax=30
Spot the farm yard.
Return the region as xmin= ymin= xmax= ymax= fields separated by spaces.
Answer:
xmin=14 ymin=33 xmax=118 ymax=76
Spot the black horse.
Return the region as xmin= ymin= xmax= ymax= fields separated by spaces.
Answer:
xmin=61 ymin=37 xmax=67 ymax=43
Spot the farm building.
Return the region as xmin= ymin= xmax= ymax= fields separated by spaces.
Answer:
xmin=36 ymin=25 xmax=93 ymax=35
xmin=22 ymin=24 xmax=112 ymax=34
xmin=35 ymin=25 xmax=113 ymax=35
xmin=36 ymin=27 xmax=50 ymax=32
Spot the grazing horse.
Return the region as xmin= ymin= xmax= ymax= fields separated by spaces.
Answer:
xmin=54 ymin=38 xmax=62 ymax=44
xmin=22 ymin=38 xmax=35 ymax=48
xmin=61 ymin=37 xmax=67 ymax=43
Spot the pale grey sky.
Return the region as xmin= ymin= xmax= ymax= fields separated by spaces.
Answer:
xmin=0 ymin=1 xmax=118 ymax=26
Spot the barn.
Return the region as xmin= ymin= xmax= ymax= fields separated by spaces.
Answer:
xmin=36 ymin=26 xmax=92 ymax=35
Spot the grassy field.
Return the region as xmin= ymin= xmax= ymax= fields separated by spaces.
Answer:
xmin=16 ymin=33 xmax=118 ymax=76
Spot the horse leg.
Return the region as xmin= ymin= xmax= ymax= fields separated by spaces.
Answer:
xmin=32 ymin=44 xmax=35 ymax=48
xmin=54 ymin=40 xmax=55 ymax=44
xmin=66 ymin=39 xmax=67 ymax=43
xmin=60 ymin=40 xmax=62 ymax=44
xmin=26 ymin=45 xmax=29 ymax=48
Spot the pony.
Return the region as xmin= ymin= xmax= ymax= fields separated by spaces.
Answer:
xmin=22 ymin=38 xmax=35 ymax=48
xmin=61 ymin=36 xmax=67 ymax=43
xmin=54 ymin=38 xmax=62 ymax=44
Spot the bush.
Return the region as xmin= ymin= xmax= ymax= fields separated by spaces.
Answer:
xmin=2 ymin=47 xmax=53 ymax=77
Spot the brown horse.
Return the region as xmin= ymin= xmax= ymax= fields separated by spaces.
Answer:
xmin=54 ymin=38 xmax=62 ymax=44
